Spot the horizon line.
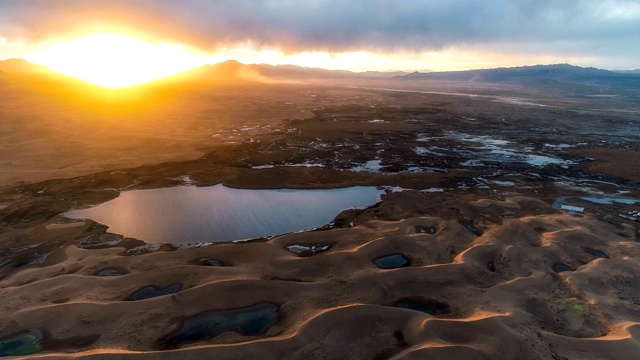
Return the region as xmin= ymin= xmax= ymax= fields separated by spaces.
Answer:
xmin=2 ymin=57 xmax=639 ymax=74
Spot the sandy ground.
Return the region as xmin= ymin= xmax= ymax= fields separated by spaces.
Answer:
xmin=1 ymin=75 xmax=639 ymax=359
xmin=0 ymin=75 xmax=327 ymax=186
xmin=1 ymin=193 xmax=639 ymax=359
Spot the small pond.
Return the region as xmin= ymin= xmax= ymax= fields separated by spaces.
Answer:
xmin=162 ymin=303 xmax=278 ymax=348
xmin=592 ymin=250 xmax=609 ymax=259
xmin=0 ymin=329 xmax=43 ymax=357
xmin=95 ymin=268 xmax=123 ymax=276
xmin=129 ymin=284 xmax=181 ymax=301
xmin=553 ymin=263 xmax=573 ymax=273
xmin=66 ymin=185 xmax=382 ymax=244
xmin=373 ymin=254 xmax=410 ymax=269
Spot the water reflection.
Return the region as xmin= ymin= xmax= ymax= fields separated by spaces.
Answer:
xmin=66 ymin=185 xmax=382 ymax=244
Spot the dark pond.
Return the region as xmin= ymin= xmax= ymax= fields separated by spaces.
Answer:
xmin=286 ymin=244 xmax=331 ymax=257
xmin=162 ymin=303 xmax=278 ymax=348
xmin=199 ymin=258 xmax=223 ymax=266
xmin=129 ymin=283 xmax=181 ymax=301
xmin=593 ymin=250 xmax=609 ymax=259
xmin=373 ymin=254 xmax=410 ymax=269
xmin=553 ymin=263 xmax=573 ymax=273
xmin=96 ymin=268 xmax=123 ymax=276
xmin=0 ymin=329 xmax=42 ymax=357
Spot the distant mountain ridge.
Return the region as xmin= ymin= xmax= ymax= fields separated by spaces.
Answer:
xmin=2 ymin=58 xmax=638 ymax=89
xmin=0 ymin=58 xmax=416 ymax=87
xmin=393 ymin=64 xmax=640 ymax=89
xmin=180 ymin=60 xmax=417 ymax=82
xmin=614 ymin=69 xmax=640 ymax=74
xmin=0 ymin=58 xmax=53 ymax=74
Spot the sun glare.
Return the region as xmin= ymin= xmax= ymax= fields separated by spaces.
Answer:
xmin=28 ymin=34 xmax=208 ymax=88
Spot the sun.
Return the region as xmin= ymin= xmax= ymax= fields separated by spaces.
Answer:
xmin=28 ymin=34 xmax=208 ymax=88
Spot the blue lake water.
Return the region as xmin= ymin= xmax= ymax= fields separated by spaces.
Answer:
xmin=579 ymin=197 xmax=640 ymax=205
xmin=66 ymin=185 xmax=383 ymax=244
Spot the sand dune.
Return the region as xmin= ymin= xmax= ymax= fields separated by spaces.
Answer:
xmin=1 ymin=194 xmax=638 ymax=359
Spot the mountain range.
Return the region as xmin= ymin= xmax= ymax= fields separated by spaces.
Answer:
xmin=614 ymin=69 xmax=640 ymax=74
xmin=174 ymin=60 xmax=416 ymax=83
xmin=1 ymin=58 xmax=639 ymax=90
xmin=0 ymin=58 xmax=53 ymax=74
xmin=393 ymin=64 xmax=640 ymax=89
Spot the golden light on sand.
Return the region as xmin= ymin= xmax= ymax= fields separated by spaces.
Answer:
xmin=28 ymin=34 xmax=208 ymax=88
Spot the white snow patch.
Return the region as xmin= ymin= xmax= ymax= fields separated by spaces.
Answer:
xmin=414 ymin=147 xmax=428 ymax=155
xmin=125 ymin=243 xmax=163 ymax=255
xmin=416 ymin=134 xmax=438 ymax=142
xmin=350 ymin=160 xmax=383 ymax=173
xmin=524 ymin=155 xmax=572 ymax=167
xmin=453 ymin=133 xmax=511 ymax=146
xmin=492 ymin=180 xmax=516 ymax=186
xmin=493 ymin=97 xmax=554 ymax=107
xmin=421 ymin=188 xmax=445 ymax=193
xmin=76 ymin=238 xmax=122 ymax=249
xmin=286 ymin=244 xmax=330 ymax=254
xmin=177 ymin=242 xmax=214 ymax=249
xmin=383 ymin=186 xmax=410 ymax=193
xmin=414 ymin=146 xmax=447 ymax=156
xmin=460 ymin=160 xmax=485 ymax=167
xmin=170 ymin=175 xmax=194 ymax=186
xmin=404 ymin=166 xmax=423 ymax=173
xmin=544 ymin=143 xmax=574 ymax=149
xmin=560 ymin=205 xmax=585 ymax=212
xmin=285 ymin=163 xmax=325 ymax=168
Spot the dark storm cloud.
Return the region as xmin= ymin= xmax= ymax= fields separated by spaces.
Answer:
xmin=0 ymin=0 xmax=638 ymax=56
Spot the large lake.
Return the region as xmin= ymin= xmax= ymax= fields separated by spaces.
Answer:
xmin=65 ymin=184 xmax=383 ymax=244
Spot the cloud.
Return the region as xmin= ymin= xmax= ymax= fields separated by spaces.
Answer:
xmin=0 ymin=0 xmax=638 ymax=66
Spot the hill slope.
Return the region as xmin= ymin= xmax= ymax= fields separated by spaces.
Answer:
xmin=394 ymin=64 xmax=640 ymax=89
xmin=0 ymin=58 xmax=53 ymax=74
xmin=174 ymin=60 xmax=411 ymax=84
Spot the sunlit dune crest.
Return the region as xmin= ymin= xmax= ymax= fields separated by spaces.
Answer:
xmin=28 ymin=34 xmax=208 ymax=88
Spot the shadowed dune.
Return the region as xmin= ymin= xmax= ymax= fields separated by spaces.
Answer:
xmin=1 ymin=195 xmax=639 ymax=359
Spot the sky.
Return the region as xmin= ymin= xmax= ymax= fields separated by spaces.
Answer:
xmin=0 ymin=0 xmax=639 ymax=73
